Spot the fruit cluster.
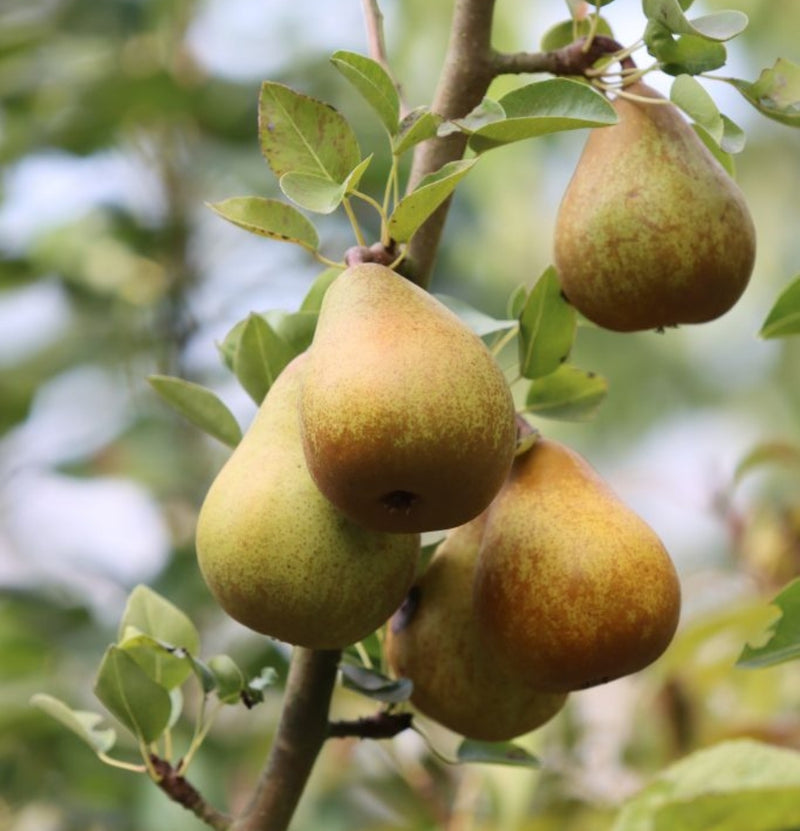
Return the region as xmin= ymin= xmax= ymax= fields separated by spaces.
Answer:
xmin=195 ymin=262 xmax=680 ymax=741
xmin=195 ymin=82 xmax=762 ymax=742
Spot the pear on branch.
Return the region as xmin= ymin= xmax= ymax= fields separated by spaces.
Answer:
xmin=473 ymin=437 xmax=681 ymax=693
xmin=195 ymin=354 xmax=420 ymax=650
xmin=299 ymin=263 xmax=517 ymax=533
xmin=554 ymin=81 xmax=756 ymax=332
xmin=385 ymin=515 xmax=567 ymax=742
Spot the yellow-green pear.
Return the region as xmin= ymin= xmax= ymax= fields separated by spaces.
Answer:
xmin=195 ymin=354 xmax=420 ymax=650
xmin=384 ymin=516 xmax=567 ymax=742
xmin=299 ymin=263 xmax=517 ymax=534
xmin=554 ymin=81 xmax=755 ymax=332
xmin=473 ymin=438 xmax=680 ymax=692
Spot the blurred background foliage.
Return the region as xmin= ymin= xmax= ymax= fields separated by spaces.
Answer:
xmin=1 ymin=1 xmax=800 ymax=829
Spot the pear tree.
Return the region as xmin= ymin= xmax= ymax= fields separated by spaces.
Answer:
xmin=32 ymin=2 xmax=800 ymax=830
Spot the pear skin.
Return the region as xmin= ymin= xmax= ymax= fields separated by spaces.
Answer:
xmin=195 ymin=354 xmax=420 ymax=649
xmin=554 ymin=82 xmax=755 ymax=332
xmin=299 ymin=263 xmax=517 ymax=533
xmin=385 ymin=516 xmax=567 ymax=742
xmin=473 ymin=438 xmax=680 ymax=693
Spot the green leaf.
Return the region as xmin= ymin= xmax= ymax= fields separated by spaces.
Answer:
xmin=525 ymin=364 xmax=608 ymax=421
xmin=31 ymin=694 xmax=116 ymax=754
xmin=116 ymin=587 xmax=200 ymax=691
xmin=456 ymin=739 xmax=540 ymax=768
xmin=387 ymin=159 xmax=477 ymax=244
xmin=118 ymin=632 xmax=195 ymax=691
xmin=738 ymin=578 xmax=800 ymax=668
xmin=518 ymin=267 xmax=576 ymax=380
xmin=119 ymin=585 xmax=200 ymax=655
xmin=468 ymin=79 xmax=617 ymax=153
xmin=719 ymin=115 xmax=746 ymax=154
xmin=187 ymin=655 xmax=218 ymax=695
xmin=244 ymin=666 xmax=279 ymax=705
xmin=612 ymin=739 xmax=800 ymax=831
xmin=148 ymin=376 xmax=242 ymax=448
xmin=279 ymin=156 xmax=372 ymax=213
xmin=218 ymin=311 xmax=309 ymax=375
xmin=726 ymin=59 xmax=800 ymax=127
xmin=506 ymin=284 xmax=528 ymax=320
xmin=393 ymin=107 xmax=442 ymax=156
xmin=206 ymin=198 xmax=319 ymax=252
xmin=760 ymin=275 xmax=800 ymax=338
xmin=439 ymin=97 xmax=506 ymax=137
xmin=340 ymin=664 xmax=413 ymax=704
xmin=434 ymin=294 xmax=516 ymax=338
xmin=234 ymin=313 xmax=296 ymax=404
xmin=689 ymin=11 xmax=749 ymax=40
xmin=263 ymin=309 xmax=318 ymax=354
xmin=94 ymin=646 xmax=172 ymax=743
xmin=167 ymin=688 xmax=183 ymax=729
xmin=540 ymin=17 xmax=613 ymax=51
xmin=643 ymin=0 xmax=748 ymax=41
xmin=692 ymin=124 xmax=735 ymax=174
xmin=648 ymin=30 xmax=727 ymax=76
xmin=670 ymin=74 xmax=722 ymax=140
xmin=279 ymin=173 xmax=346 ymax=214
xmin=330 ymin=50 xmax=399 ymax=135
xmin=343 ymin=154 xmax=373 ymax=194
xmin=207 ymin=655 xmax=246 ymax=704
xmin=258 ymin=81 xmax=360 ymax=182
xmin=300 ymin=266 xmax=343 ymax=312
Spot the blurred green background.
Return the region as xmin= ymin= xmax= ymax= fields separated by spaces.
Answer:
xmin=2 ymin=1 xmax=800 ymax=829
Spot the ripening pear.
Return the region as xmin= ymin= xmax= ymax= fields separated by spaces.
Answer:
xmin=299 ymin=263 xmax=517 ymax=533
xmin=473 ymin=438 xmax=680 ymax=693
xmin=384 ymin=516 xmax=567 ymax=741
xmin=554 ymin=81 xmax=756 ymax=332
xmin=195 ymin=354 xmax=420 ymax=650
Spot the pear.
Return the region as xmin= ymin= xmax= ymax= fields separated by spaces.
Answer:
xmin=299 ymin=263 xmax=517 ymax=533
xmin=195 ymin=353 xmax=420 ymax=650
xmin=385 ymin=516 xmax=567 ymax=742
xmin=554 ymin=81 xmax=755 ymax=332
xmin=473 ymin=437 xmax=680 ymax=692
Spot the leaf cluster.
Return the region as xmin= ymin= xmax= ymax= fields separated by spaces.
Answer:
xmin=32 ymin=586 xmax=277 ymax=778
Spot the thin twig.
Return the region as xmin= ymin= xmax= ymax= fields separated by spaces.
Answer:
xmin=361 ymin=0 xmax=389 ymax=68
xmin=361 ymin=0 xmax=408 ymax=116
xmin=328 ymin=711 xmax=413 ymax=740
xmin=151 ymin=755 xmax=232 ymax=831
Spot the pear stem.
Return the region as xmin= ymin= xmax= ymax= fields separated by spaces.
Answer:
xmin=231 ymin=648 xmax=341 ymax=831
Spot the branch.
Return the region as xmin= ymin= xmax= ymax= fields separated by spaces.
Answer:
xmin=328 ymin=711 xmax=413 ymax=739
xmin=151 ymin=755 xmax=231 ymax=831
xmin=402 ymin=16 xmax=627 ymax=289
xmin=404 ymin=0 xmax=497 ymax=289
xmin=491 ymin=36 xmax=627 ymax=76
xmin=231 ymin=648 xmax=341 ymax=831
